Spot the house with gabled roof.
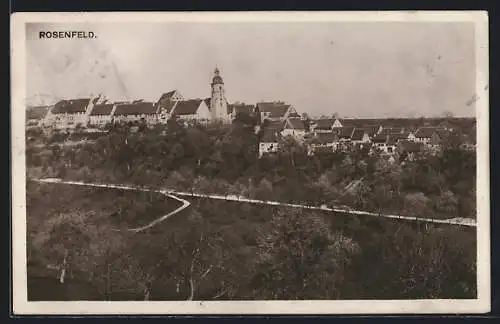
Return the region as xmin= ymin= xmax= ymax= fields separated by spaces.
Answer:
xmin=157 ymin=90 xmax=183 ymax=103
xmin=256 ymin=101 xmax=298 ymax=122
xmin=414 ymin=127 xmax=449 ymax=146
xmin=351 ymin=128 xmax=371 ymax=145
xmin=155 ymin=90 xmax=184 ymax=123
xmin=386 ymin=137 xmax=399 ymax=155
xmin=307 ymin=132 xmax=339 ymax=154
xmin=335 ymin=126 xmax=356 ymax=141
xmin=89 ymin=103 xmax=115 ymax=127
xmin=26 ymin=105 xmax=51 ymax=127
xmin=371 ymin=133 xmax=389 ymax=152
xmin=362 ymin=125 xmax=383 ymax=137
xmin=282 ymin=117 xmax=307 ymax=140
xmin=331 ymin=118 xmax=343 ymax=128
xmin=390 ymin=131 xmax=414 ymax=143
xmin=310 ymin=118 xmax=340 ymax=134
xmin=379 ymin=127 xmax=404 ymax=136
xmin=170 ymin=99 xmax=211 ymax=124
xmin=398 ymin=140 xmax=424 ymax=161
xmin=370 ymin=133 xmax=401 ymax=155
xmin=113 ymin=101 xmax=158 ymax=124
xmin=259 ymin=128 xmax=281 ymax=158
xmin=228 ymin=102 xmax=256 ymax=120
xmin=44 ymin=96 xmax=99 ymax=129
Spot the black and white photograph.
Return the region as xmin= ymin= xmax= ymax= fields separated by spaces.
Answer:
xmin=11 ymin=11 xmax=490 ymax=315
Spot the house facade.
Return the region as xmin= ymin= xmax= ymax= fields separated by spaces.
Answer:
xmin=228 ymin=103 xmax=256 ymax=120
xmin=113 ymin=101 xmax=158 ymax=124
xmin=307 ymin=132 xmax=339 ymax=154
xmin=88 ymin=103 xmax=115 ymax=127
xmin=398 ymin=140 xmax=424 ymax=161
xmin=256 ymin=101 xmax=299 ymax=122
xmin=26 ymin=105 xmax=50 ymax=128
xmin=414 ymin=127 xmax=449 ymax=148
xmin=156 ymin=90 xmax=184 ymax=123
xmin=44 ymin=97 xmax=98 ymax=129
xmin=281 ymin=118 xmax=307 ymax=140
xmin=259 ymin=129 xmax=281 ymax=158
xmin=351 ymin=129 xmax=371 ymax=145
xmin=414 ymin=127 xmax=437 ymax=144
xmin=171 ymin=99 xmax=211 ymax=123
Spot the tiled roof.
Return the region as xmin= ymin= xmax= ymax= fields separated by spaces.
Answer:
xmin=314 ymin=118 xmax=335 ymax=130
xmin=380 ymin=127 xmax=404 ymax=135
xmin=27 ymin=105 xmax=50 ymax=120
xmin=90 ymin=104 xmax=114 ymax=116
xmin=204 ymin=98 xmax=211 ymax=111
xmin=414 ymin=127 xmax=440 ymax=139
xmin=361 ymin=125 xmax=380 ymax=137
xmin=390 ymin=132 xmax=410 ymax=141
xmin=261 ymin=129 xmax=280 ymax=142
xmin=264 ymin=120 xmax=286 ymax=132
xmin=114 ymin=102 xmax=157 ymax=116
xmin=337 ymin=126 xmax=355 ymax=139
xmin=435 ymin=128 xmax=450 ymax=138
xmin=387 ymin=138 xmax=398 ymax=146
xmin=286 ymin=118 xmax=306 ymax=130
xmin=159 ymin=90 xmax=178 ymax=101
xmin=173 ymin=99 xmax=203 ymax=116
xmin=399 ymin=140 xmax=424 ymax=153
xmin=311 ymin=132 xmax=338 ymax=145
xmin=351 ymin=129 xmax=366 ymax=141
xmin=228 ymin=103 xmax=255 ymax=115
xmin=340 ymin=118 xmax=385 ymax=127
xmin=372 ymin=134 xmax=388 ymax=143
xmin=158 ymin=100 xmax=177 ymax=114
xmin=256 ymin=102 xmax=291 ymax=118
xmin=51 ymin=99 xmax=90 ymax=114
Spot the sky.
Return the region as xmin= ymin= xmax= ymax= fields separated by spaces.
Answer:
xmin=26 ymin=21 xmax=476 ymax=118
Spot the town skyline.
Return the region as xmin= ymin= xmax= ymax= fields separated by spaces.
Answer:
xmin=26 ymin=21 xmax=476 ymax=118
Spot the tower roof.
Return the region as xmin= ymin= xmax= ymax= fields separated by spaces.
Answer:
xmin=212 ymin=67 xmax=224 ymax=85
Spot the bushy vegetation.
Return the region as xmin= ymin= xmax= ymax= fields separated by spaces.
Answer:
xmin=25 ymin=117 xmax=477 ymax=300
xmin=27 ymin=182 xmax=476 ymax=300
xmin=26 ymin=117 xmax=476 ymax=220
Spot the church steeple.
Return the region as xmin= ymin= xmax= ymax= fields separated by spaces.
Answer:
xmin=212 ymin=67 xmax=224 ymax=85
xmin=210 ymin=67 xmax=229 ymax=122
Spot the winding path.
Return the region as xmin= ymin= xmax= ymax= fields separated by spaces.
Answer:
xmin=34 ymin=178 xmax=191 ymax=233
xmin=34 ymin=178 xmax=476 ymax=228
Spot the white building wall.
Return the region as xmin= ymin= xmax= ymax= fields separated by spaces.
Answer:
xmin=89 ymin=115 xmax=112 ymax=126
xmin=281 ymin=128 xmax=306 ymax=139
xmin=332 ymin=119 xmax=343 ymax=128
xmin=259 ymin=142 xmax=279 ymax=158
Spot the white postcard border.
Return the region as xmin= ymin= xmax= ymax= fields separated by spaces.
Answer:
xmin=11 ymin=11 xmax=490 ymax=315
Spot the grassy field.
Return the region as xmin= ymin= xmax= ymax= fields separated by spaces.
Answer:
xmin=26 ymin=181 xmax=477 ymax=301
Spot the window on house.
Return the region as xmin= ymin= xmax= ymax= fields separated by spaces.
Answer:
xmin=388 ymin=147 xmax=393 ymax=153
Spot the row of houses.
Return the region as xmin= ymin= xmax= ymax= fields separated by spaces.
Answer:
xmin=27 ymin=91 xmax=208 ymax=129
xmin=257 ymin=114 xmax=476 ymax=160
xmin=26 ymin=93 xmax=303 ymax=130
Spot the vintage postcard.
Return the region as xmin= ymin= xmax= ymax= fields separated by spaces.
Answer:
xmin=11 ymin=11 xmax=490 ymax=315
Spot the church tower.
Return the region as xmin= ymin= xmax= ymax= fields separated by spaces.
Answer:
xmin=210 ymin=67 xmax=229 ymax=122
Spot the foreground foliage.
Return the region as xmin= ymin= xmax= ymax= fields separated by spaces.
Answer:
xmin=27 ymin=183 xmax=476 ymax=300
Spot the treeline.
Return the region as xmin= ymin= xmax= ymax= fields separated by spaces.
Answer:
xmin=27 ymin=182 xmax=476 ymax=300
xmin=26 ymin=116 xmax=476 ymax=220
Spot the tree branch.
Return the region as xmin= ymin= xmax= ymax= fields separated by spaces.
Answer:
xmin=200 ymin=265 xmax=213 ymax=280
xmin=212 ymin=287 xmax=229 ymax=299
